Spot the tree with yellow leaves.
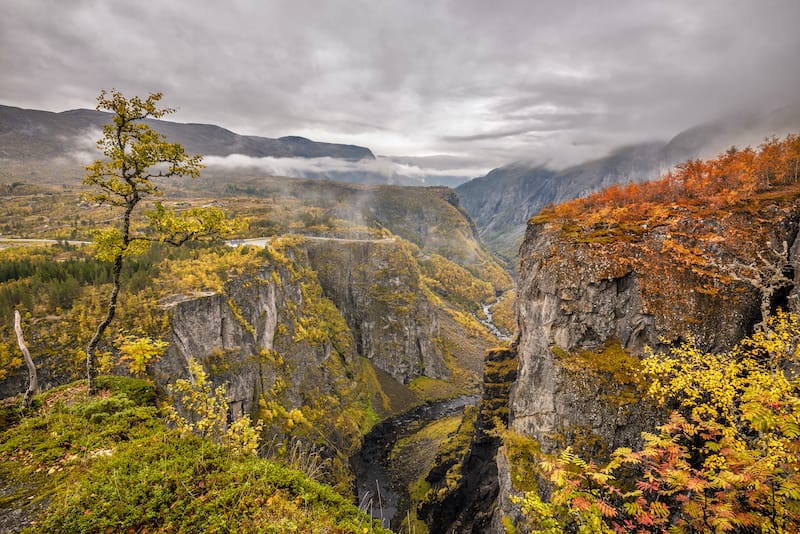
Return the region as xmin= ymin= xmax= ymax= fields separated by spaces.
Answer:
xmin=165 ymin=358 xmax=263 ymax=456
xmin=83 ymin=90 xmax=242 ymax=394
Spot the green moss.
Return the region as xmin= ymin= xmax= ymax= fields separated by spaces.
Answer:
xmin=428 ymin=407 xmax=475 ymax=474
xmin=94 ymin=376 xmax=156 ymax=407
xmin=362 ymin=403 xmax=380 ymax=434
xmin=0 ymin=378 xmax=389 ymax=534
xmin=503 ymin=431 xmax=543 ymax=493
xmin=418 ymin=405 xmax=477 ymax=515
xmin=408 ymin=376 xmax=467 ymax=402
xmin=392 ymin=414 xmax=462 ymax=461
xmin=552 ymin=337 xmax=647 ymax=406
xmin=0 ymin=400 xmax=22 ymax=433
xmin=358 ymin=357 xmax=392 ymax=418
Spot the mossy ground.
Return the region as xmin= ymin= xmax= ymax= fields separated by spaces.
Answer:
xmin=0 ymin=376 xmax=389 ymax=533
xmin=408 ymin=376 xmax=471 ymax=403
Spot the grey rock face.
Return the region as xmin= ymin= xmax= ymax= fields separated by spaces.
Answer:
xmin=153 ymin=263 xmax=342 ymax=421
xmin=490 ymin=448 xmax=524 ymax=534
xmin=493 ymin=201 xmax=800 ymax=525
xmin=511 ymin=226 xmax=663 ymax=454
xmin=304 ymin=239 xmax=449 ymax=384
xmin=153 ymin=238 xmax=450 ymax=428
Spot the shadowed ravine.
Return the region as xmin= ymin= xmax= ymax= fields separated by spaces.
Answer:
xmin=351 ymin=395 xmax=479 ymax=530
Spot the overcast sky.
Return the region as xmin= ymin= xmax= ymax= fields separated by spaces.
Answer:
xmin=2 ymin=0 xmax=799 ymax=174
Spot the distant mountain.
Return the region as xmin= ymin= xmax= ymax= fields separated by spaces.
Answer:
xmin=0 ymin=104 xmax=375 ymax=183
xmin=457 ymin=105 xmax=800 ymax=261
xmin=0 ymin=104 xmax=478 ymax=187
xmin=0 ymin=104 xmax=374 ymax=161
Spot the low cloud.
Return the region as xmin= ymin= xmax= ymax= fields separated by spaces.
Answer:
xmin=66 ymin=127 xmax=102 ymax=164
xmin=203 ymin=154 xmax=482 ymax=186
xmin=8 ymin=1 xmax=798 ymax=176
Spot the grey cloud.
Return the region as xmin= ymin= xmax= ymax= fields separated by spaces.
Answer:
xmin=2 ymin=0 xmax=800 ymax=171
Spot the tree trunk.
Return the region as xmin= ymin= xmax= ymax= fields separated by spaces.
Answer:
xmin=86 ymin=255 xmax=123 ymax=395
xmin=14 ymin=310 xmax=38 ymax=408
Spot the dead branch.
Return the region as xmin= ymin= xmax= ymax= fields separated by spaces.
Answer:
xmin=14 ymin=310 xmax=38 ymax=408
xmin=709 ymin=240 xmax=793 ymax=329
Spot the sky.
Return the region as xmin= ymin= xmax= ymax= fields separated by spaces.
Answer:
xmin=2 ymin=0 xmax=800 ymax=177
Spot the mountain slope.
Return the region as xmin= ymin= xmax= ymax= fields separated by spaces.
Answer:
xmin=0 ymin=104 xmax=373 ymax=164
xmin=0 ymin=104 xmax=475 ymax=186
xmin=457 ymin=106 xmax=800 ymax=261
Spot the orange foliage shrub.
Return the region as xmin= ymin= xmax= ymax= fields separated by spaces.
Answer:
xmin=533 ymin=133 xmax=800 ymax=232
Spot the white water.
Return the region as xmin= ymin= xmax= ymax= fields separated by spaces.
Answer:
xmin=478 ymin=296 xmax=512 ymax=341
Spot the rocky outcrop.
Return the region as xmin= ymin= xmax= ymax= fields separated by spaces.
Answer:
xmin=304 ymin=238 xmax=449 ymax=384
xmin=151 ymin=246 xmax=368 ymax=456
xmin=151 ymin=237 xmax=456 ymax=461
xmin=419 ymin=346 xmax=517 ymax=533
xmin=490 ymin=447 xmax=524 ymax=534
xmin=511 ymin=204 xmax=800 ymax=454
xmin=489 ymin=184 xmax=800 ymax=529
xmin=511 ymin=228 xmax=665 ymax=453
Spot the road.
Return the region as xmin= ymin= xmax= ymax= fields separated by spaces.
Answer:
xmin=226 ymin=235 xmax=396 ymax=247
xmin=0 ymin=235 xmax=395 ymax=251
xmin=0 ymin=238 xmax=91 ymax=250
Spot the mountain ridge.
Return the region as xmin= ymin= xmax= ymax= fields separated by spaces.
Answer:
xmin=0 ymin=103 xmax=375 ymax=162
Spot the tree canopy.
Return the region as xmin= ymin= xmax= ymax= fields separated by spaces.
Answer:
xmin=84 ymin=90 xmax=241 ymax=394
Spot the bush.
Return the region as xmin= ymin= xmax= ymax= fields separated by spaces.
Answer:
xmin=520 ymin=311 xmax=800 ymax=533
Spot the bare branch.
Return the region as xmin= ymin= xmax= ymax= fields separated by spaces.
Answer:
xmin=14 ymin=310 xmax=38 ymax=408
xmin=709 ymin=240 xmax=793 ymax=329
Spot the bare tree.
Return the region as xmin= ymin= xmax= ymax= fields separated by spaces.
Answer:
xmin=13 ymin=310 xmax=38 ymax=408
xmin=715 ymin=240 xmax=794 ymax=330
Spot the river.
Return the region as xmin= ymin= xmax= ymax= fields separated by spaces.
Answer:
xmin=351 ymin=395 xmax=479 ymax=530
xmin=476 ymin=298 xmax=512 ymax=342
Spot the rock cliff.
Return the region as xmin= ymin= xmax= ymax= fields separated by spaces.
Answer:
xmin=510 ymin=201 xmax=800 ymax=456
xmin=151 ymin=242 xmax=369 ymax=460
xmin=418 ymin=346 xmax=518 ymax=533
xmin=304 ymin=238 xmax=448 ymax=384
xmin=151 ymin=237 xmax=457 ymax=467
xmin=480 ymin=181 xmax=800 ymax=531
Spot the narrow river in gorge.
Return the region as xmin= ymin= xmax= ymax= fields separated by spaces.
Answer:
xmin=351 ymin=395 xmax=479 ymax=530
